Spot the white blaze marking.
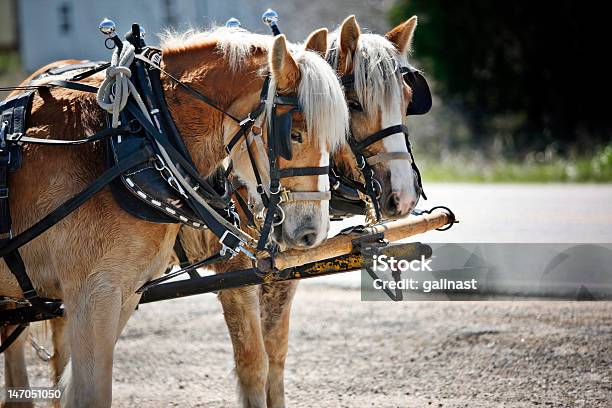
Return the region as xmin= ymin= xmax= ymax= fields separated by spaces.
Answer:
xmin=380 ymin=107 xmax=417 ymax=212
xmin=318 ymin=149 xmax=330 ymax=193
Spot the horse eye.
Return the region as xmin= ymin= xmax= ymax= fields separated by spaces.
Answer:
xmin=348 ymin=100 xmax=363 ymax=112
xmin=291 ymin=132 xmax=303 ymax=143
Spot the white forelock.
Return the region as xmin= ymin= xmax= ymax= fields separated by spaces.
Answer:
xmin=329 ymin=31 xmax=404 ymax=118
xmin=266 ymin=49 xmax=349 ymax=152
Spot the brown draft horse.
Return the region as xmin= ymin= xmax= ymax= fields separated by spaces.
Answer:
xmin=0 ymin=28 xmax=348 ymax=407
xmin=177 ymin=16 xmax=421 ymax=408
xmin=2 ymin=16 xmax=420 ymax=408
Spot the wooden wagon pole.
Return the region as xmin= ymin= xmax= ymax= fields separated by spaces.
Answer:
xmin=259 ymin=208 xmax=454 ymax=272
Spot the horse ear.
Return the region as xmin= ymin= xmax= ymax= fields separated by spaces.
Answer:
xmin=337 ymin=15 xmax=360 ymax=74
xmin=304 ymin=28 xmax=328 ymax=58
xmin=270 ymin=34 xmax=300 ymax=91
xmin=385 ymin=16 xmax=418 ymax=55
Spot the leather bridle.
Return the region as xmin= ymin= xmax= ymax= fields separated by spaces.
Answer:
xmin=327 ymin=49 xmax=427 ymax=221
xmin=224 ymin=78 xmax=331 ymax=254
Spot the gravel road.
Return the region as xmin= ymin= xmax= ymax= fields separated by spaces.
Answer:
xmin=3 ymin=183 xmax=612 ymax=407
xmin=7 ymin=286 xmax=611 ymax=407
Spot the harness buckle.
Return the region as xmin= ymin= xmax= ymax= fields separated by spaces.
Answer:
xmin=269 ymin=182 xmax=281 ymax=195
xmin=218 ymin=232 xmax=256 ymax=260
xmin=219 ymin=230 xmax=241 ymax=258
xmin=239 ymin=114 xmax=254 ymax=127
xmin=0 ymin=230 xmax=13 ymax=240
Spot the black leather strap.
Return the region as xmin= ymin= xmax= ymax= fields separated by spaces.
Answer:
xmin=350 ymin=124 xmax=408 ymax=152
xmin=3 ymin=250 xmax=38 ymax=302
xmin=0 ymin=150 xmax=12 ymax=242
xmin=232 ymin=187 xmax=256 ymax=228
xmin=172 ymin=236 xmax=200 ymax=280
xmin=7 ymin=122 xmax=132 ymax=145
xmin=0 ymin=147 xmax=152 ymax=258
xmin=274 ymin=95 xmax=300 ymax=106
xmin=278 ymin=166 xmax=329 ymax=178
xmin=0 ymin=324 xmax=27 ymax=354
xmin=173 ymin=236 xmax=191 ymax=268
xmin=47 ymin=80 xmax=99 ymax=94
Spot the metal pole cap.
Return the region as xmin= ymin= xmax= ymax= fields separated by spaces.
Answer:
xmin=225 ymin=17 xmax=242 ymax=28
xmin=262 ymin=9 xmax=278 ymax=26
xmin=99 ymin=18 xmax=116 ymax=36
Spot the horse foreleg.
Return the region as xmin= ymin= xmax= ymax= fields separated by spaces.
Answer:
xmin=61 ymin=281 xmax=122 ymax=408
xmin=50 ymin=317 xmax=69 ymax=388
xmin=1 ymin=322 xmax=33 ymax=408
xmin=260 ymin=281 xmax=298 ymax=408
xmin=218 ymin=285 xmax=268 ymax=408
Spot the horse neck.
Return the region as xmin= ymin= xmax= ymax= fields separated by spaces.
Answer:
xmin=161 ymin=46 xmax=266 ymax=177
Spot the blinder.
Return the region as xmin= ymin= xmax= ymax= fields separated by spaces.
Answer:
xmin=401 ymin=66 xmax=432 ymax=116
xmin=269 ymin=95 xmax=301 ymax=161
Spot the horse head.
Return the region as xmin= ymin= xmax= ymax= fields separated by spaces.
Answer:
xmin=329 ymin=15 xmax=425 ymax=220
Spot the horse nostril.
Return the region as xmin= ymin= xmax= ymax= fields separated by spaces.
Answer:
xmin=297 ymin=230 xmax=317 ymax=247
xmin=384 ymin=193 xmax=401 ymax=216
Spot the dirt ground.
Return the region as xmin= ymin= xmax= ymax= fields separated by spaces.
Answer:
xmin=5 ymin=283 xmax=611 ymax=407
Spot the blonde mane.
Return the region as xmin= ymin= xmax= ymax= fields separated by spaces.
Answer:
xmin=161 ymin=27 xmax=348 ymax=151
xmin=328 ymin=31 xmax=404 ymax=118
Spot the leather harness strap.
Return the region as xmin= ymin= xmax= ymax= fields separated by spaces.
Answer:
xmin=0 ymin=148 xmax=152 ymax=258
xmin=172 ymin=237 xmax=200 ymax=280
xmin=0 ymin=324 xmax=27 ymax=354
xmin=6 ymin=122 xmax=134 ymax=145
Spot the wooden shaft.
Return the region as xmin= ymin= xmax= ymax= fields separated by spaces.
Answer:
xmin=265 ymin=209 xmax=452 ymax=271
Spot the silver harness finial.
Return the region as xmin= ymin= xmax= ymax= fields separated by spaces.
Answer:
xmin=262 ymin=9 xmax=278 ymax=26
xmin=225 ymin=17 xmax=241 ymax=28
xmin=99 ymin=18 xmax=116 ymax=36
xmin=262 ymin=9 xmax=281 ymax=35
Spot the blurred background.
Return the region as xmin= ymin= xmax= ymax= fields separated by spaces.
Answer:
xmin=1 ymin=0 xmax=611 ymax=182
